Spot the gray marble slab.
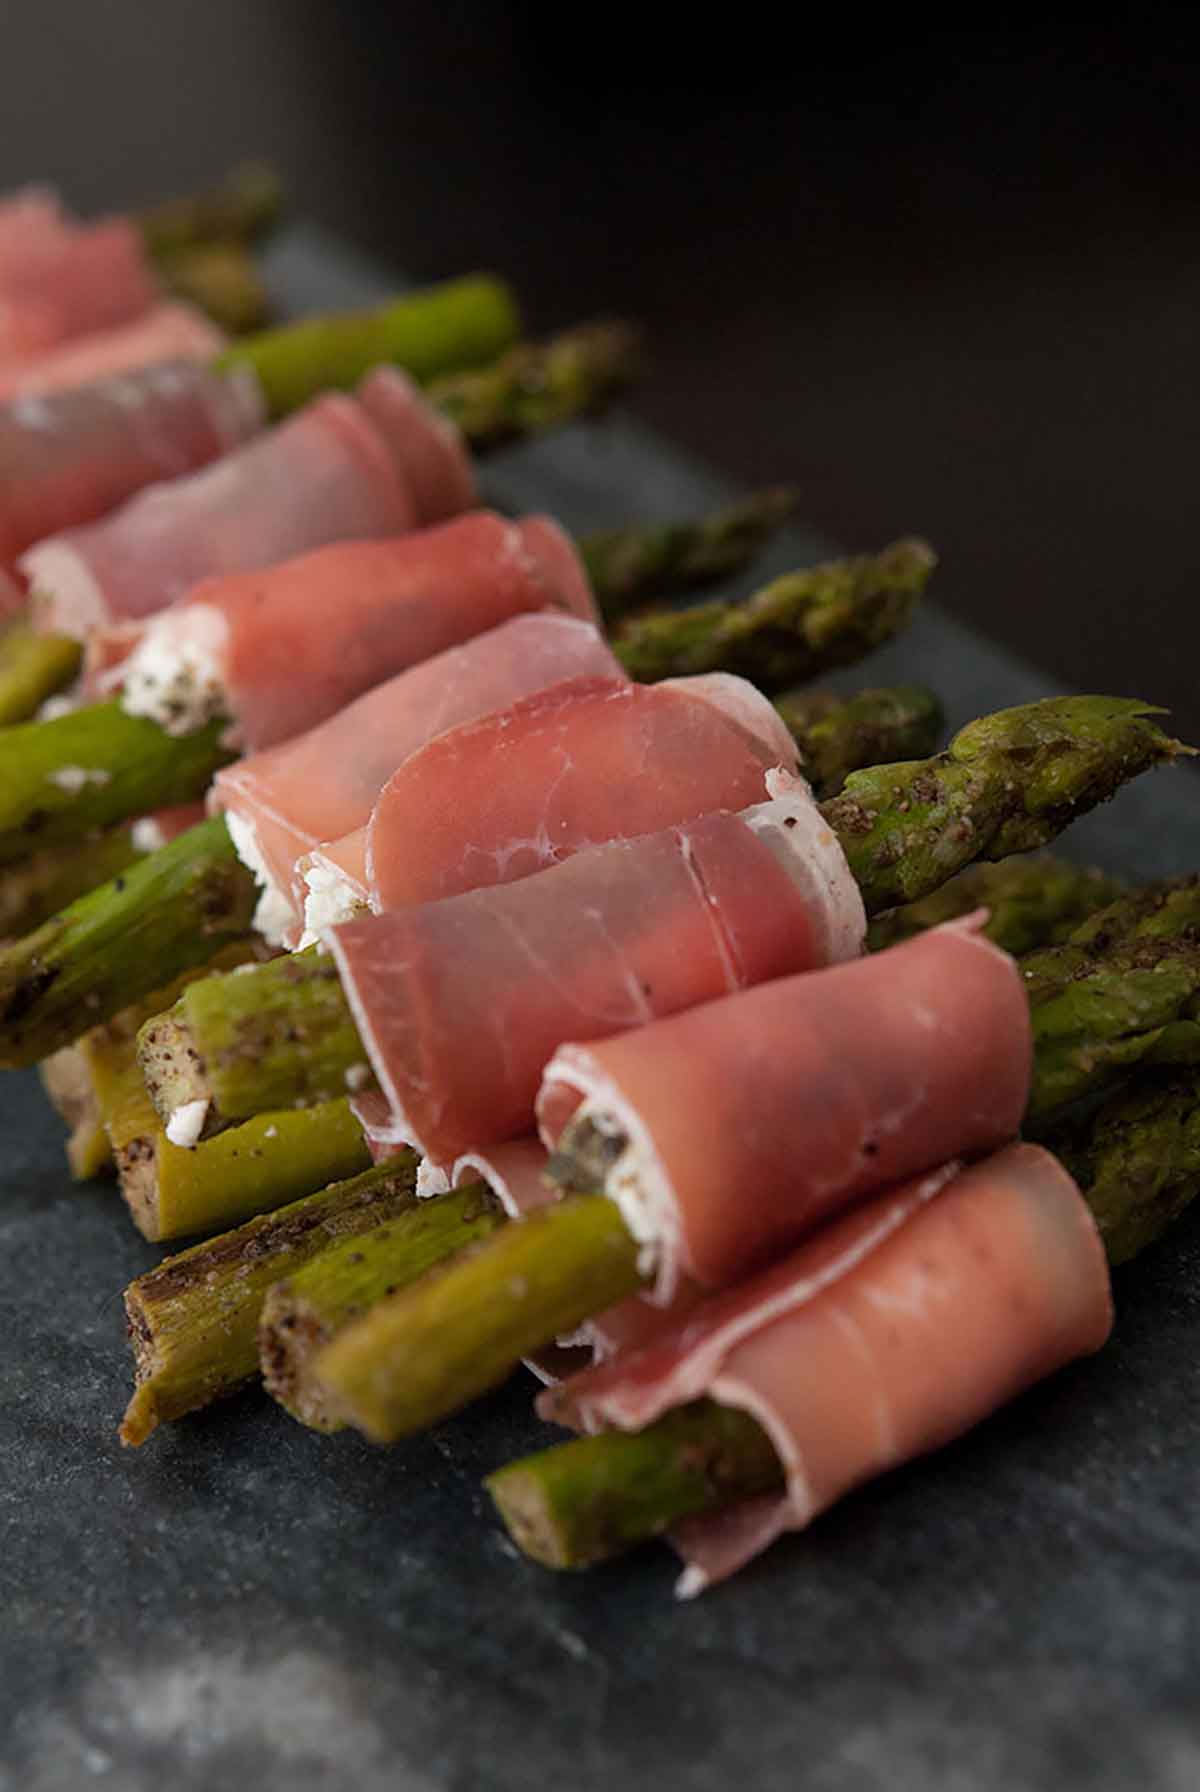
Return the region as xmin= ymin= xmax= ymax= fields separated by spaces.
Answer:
xmin=2 ymin=230 xmax=1198 ymax=1792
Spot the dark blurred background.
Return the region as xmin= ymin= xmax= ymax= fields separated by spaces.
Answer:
xmin=3 ymin=6 xmax=1198 ymax=733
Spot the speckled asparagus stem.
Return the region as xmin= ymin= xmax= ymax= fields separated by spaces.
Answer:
xmin=120 ymin=1155 xmax=419 ymax=1446
xmin=136 ymin=164 xmax=284 ymax=258
xmin=0 ymin=623 xmax=82 ymax=726
xmin=866 ymin=856 xmax=1125 ymax=957
xmin=427 ymin=320 xmax=640 ymax=450
xmin=0 ymin=818 xmax=255 ymax=1067
xmin=580 ymin=488 xmax=798 ymax=621
xmin=613 ymin=538 xmax=935 ymax=692
xmin=776 ymin=684 xmax=944 ymax=797
xmin=259 ymin=1181 xmax=505 ymax=1431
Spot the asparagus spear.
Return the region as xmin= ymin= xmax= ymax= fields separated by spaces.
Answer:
xmin=120 ymin=1156 xmax=420 ymax=1447
xmin=866 ymin=856 xmax=1125 ymax=957
xmin=135 ymin=697 xmax=1189 ymax=1138
xmin=775 ymin=684 xmax=944 ymax=797
xmin=38 ymin=937 xmax=263 ymax=1179
xmin=612 ymin=538 xmax=934 ymax=692
xmin=157 ymin=242 xmax=271 ymax=336
xmin=0 ymin=826 xmax=146 ymax=941
xmin=0 ymin=625 xmax=82 ymax=727
xmin=215 ymin=275 xmax=521 ymax=419
xmin=135 ymin=164 xmax=285 ymax=259
xmin=0 ymin=817 xmax=256 ymax=1067
xmin=579 ymin=488 xmax=797 ymax=620
xmin=304 ymin=875 xmax=1200 ymax=1443
xmin=259 ymin=1181 xmax=505 ymax=1431
xmin=486 ymin=1072 xmax=1200 ymax=1570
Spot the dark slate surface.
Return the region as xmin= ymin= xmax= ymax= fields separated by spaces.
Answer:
xmin=2 ymin=231 xmax=1199 ymax=1792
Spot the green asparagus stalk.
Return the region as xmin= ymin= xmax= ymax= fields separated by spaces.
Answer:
xmin=426 ymin=320 xmax=640 ymax=450
xmin=114 ymin=1091 xmax=371 ymax=1242
xmin=866 ymin=856 xmax=1125 ymax=957
xmin=134 ymin=698 xmax=1189 ymax=1139
xmin=135 ymin=164 xmax=284 ymax=259
xmin=38 ymin=938 xmax=264 ymax=1179
xmin=0 ymin=826 xmax=147 ymax=941
xmin=157 ymin=242 xmax=271 ymax=335
xmin=580 ymin=488 xmax=798 ymax=620
xmin=0 ymin=705 xmax=232 ymax=868
xmin=120 ymin=1155 xmax=420 ymax=1446
xmin=612 ymin=538 xmax=934 ymax=692
xmin=0 ymin=625 xmax=82 ymax=727
xmin=305 ymin=875 xmax=1200 ymax=1444
xmin=488 ymin=1068 xmax=1200 ymax=1570
xmin=214 ymin=274 xmax=521 ymax=418
xmin=775 ymin=684 xmax=945 ymax=797
xmin=0 ymin=817 xmax=256 ymax=1068
xmin=258 ymin=1181 xmax=505 ymax=1431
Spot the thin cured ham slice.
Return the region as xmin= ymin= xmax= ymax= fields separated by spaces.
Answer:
xmin=22 ymin=372 xmax=475 ymax=639
xmin=211 ymin=613 xmax=624 ymax=944
xmin=0 ymin=361 xmax=263 ymax=589
xmin=120 ymin=512 xmax=598 ymax=750
xmin=536 ymin=914 xmax=1031 ymax=1300
xmin=0 ymin=218 xmax=159 ymax=362
xmin=0 ymin=302 xmax=225 ymax=403
xmin=328 ymin=780 xmax=863 ymax=1168
xmin=0 ymin=188 xmax=71 ymax=269
xmin=356 ymin=367 xmax=478 ymax=526
xmin=540 ymin=1144 xmax=1113 ymax=1595
xmin=303 ymin=672 xmax=804 ymax=930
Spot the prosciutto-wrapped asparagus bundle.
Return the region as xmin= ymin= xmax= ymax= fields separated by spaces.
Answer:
xmin=496 ymin=1141 xmax=1112 ymax=1593
xmin=118 ymin=887 xmax=1200 ymax=1445
xmin=0 ymin=304 xmax=226 ymax=403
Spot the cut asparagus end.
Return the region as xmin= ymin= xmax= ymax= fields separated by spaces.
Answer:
xmin=137 ymin=945 xmax=365 ymax=1139
xmin=310 ymin=1192 xmax=643 ymax=1443
xmin=259 ymin=1180 xmax=505 ymax=1431
xmin=120 ymin=1155 xmax=419 ymax=1446
xmin=486 ymin=1399 xmax=785 ymax=1571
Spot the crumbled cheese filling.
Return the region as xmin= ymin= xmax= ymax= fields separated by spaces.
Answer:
xmin=47 ymin=765 xmax=111 ymax=793
xmin=224 ymin=809 xmax=295 ymax=948
xmin=165 ymin=1098 xmax=209 ymax=1149
xmin=299 ymin=858 xmax=370 ymax=948
xmin=121 ymin=605 xmax=230 ymax=737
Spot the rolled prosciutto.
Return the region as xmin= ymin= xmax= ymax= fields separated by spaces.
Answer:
xmin=302 ymin=672 xmax=806 ymax=934
xmin=0 ymin=361 xmax=263 ymax=597
xmin=0 ymin=302 xmax=224 ymax=403
xmin=21 ymin=368 xmax=475 ymax=639
xmin=540 ymin=1144 xmax=1113 ymax=1595
xmin=119 ymin=511 xmax=597 ymax=749
xmin=211 ymin=613 xmax=624 ymax=943
xmin=537 ymin=913 xmax=1031 ymax=1299
xmin=327 ymin=777 xmax=863 ymax=1168
xmin=0 ymin=217 xmax=159 ymax=362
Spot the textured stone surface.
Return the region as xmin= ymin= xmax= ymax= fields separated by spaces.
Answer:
xmin=2 ymin=232 xmax=1199 ymax=1792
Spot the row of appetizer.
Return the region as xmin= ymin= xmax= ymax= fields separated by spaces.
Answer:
xmin=1 ymin=171 xmax=1195 ymax=1597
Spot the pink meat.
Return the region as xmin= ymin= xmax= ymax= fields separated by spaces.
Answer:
xmin=0 ymin=361 xmax=262 ymax=584
xmin=537 ymin=914 xmax=1032 ymax=1299
xmin=22 ymin=372 xmax=474 ymax=638
xmin=329 ymin=798 xmax=853 ymax=1168
xmin=0 ymin=218 xmax=159 ymax=362
xmin=211 ymin=613 xmax=624 ymax=935
xmin=125 ymin=511 xmax=599 ymax=752
xmin=0 ymin=566 xmax=21 ymax=618
xmin=356 ymin=673 xmax=800 ymax=913
xmin=0 ymin=188 xmax=72 ymax=270
xmin=0 ymin=302 xmax=224 ymax=402
xmin=541 ymin=1144 xmax=1112 ymax=1595
xmin=356 ymin=366 xmax=476 ymax=525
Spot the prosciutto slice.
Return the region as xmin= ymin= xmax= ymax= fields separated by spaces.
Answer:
xmin=305 ymin=672 xmax=805 ymax=926
xmin=0 ymin=302 xmax=224 ymax=403
xmin=0 ymin=217 xmax=159 ymax=362
xmin=21 ymin=372 xmax=474 ymax=638
xmin=541 ymin=1144 xmax=1113 ymax=1595
xmin=328 ymin=781 xmax=862 ymax=1168
xmin=211 ymin=613 xmax=624 ymax=943
xmin=0 ymin=361 xmax=263 ymax=593
xmin=536 ymin=914 xmax=1031 ymax=1300
xmin=120 ymin=511 xmax=598 ymax=750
